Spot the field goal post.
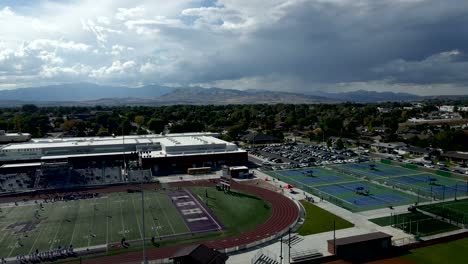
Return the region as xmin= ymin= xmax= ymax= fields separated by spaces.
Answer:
xmin=218 ymin=175 xmax=231 ymax=192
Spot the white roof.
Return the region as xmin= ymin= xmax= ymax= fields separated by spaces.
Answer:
xmin=0 ymin=162 xmax=41 ymax=168
xmin=230 ymin=166 xmax=249 ymax=170
xmin=140 ymin=149 xmax=246 ymax=159
xmin=0 ymin=132 xmax=221 ymax=151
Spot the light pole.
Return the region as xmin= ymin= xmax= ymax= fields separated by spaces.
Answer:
xmin=141 ymin=180 xmax=147 ymax=264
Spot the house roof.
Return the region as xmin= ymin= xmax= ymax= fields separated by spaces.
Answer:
xmin=406 ymin=146 xmax=432 ymax=154
xmin=241 ymin=133 xmax=280 ymax=142
xmin=441 ymin=151 xmax=468 ymax=160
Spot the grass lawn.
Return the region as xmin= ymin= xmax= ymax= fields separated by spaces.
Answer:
xmin=402 ymin=237 xmax=468 ymax=264
xmin=191 ymin=187 xmax=272 ymax=236
xmin=296 ymin=200 xmax=354 ymax=236
xmin=369 ymin=212 xmax=460 ymax=237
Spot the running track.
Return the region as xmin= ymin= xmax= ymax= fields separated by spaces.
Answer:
xmin=63 ymin=180 xmax=300 ymax=263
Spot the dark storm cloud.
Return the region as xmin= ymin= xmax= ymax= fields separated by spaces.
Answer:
xmin=170 ymin=0 xmax=468 ymax=91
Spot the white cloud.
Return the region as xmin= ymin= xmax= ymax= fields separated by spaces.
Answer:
xmin=27 ymin=39 xmax=90 ymax=51
xmin=0 ymin=6 xmax=14 ymax=17
xmin=97 ymin=16 xmax=111 ymax=25
xmin=0 ymin=0 xmax=466 ymax=95
xmin=37 ymin=50 xmax=64 ymax=65
xmin=81 ymin=18 xmax=123 ymax=45
xmin=90 ymin=60 xmax=137 ymax=79
xmin=115 ymin=5 xmax=146 ymax=21
xmin=40 ymin=64 xmax=92 ymax=79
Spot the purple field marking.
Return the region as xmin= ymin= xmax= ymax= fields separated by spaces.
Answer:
xmin=167 ymin=189 xmax=224 ymax=233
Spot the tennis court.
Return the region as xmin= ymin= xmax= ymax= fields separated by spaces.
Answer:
xmin=269 ymin=166 xmax=424 ymax=211
xmin=335 ymin=162 xmax=420 ymax=178
xmin=274 ymin=167 xmax=356 ymax=187
xmin=390 ymin=173 xmax=468 ymax=199
xmin=315 ymin=181 xmax=420 ymax=210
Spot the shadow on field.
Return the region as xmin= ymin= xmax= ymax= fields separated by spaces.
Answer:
xmin=224 ymin=190 xmax=260 ymax=200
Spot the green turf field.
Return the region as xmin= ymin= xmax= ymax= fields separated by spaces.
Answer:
xmin=369 ymin=211 xmax=460 ymax=237
xmin=297 ymin=200 xmax=354 ymax=236
xmin=0 ymin=187 xmax=272 ymax=259
xmin=0 ymin=190 xmax=188 ymax=258
xmin=191 ymin=187 xmax=271 ymax=236
xmin=417 ymin=198 xmax=468 ymax=226
xmin=402 ymin=237 xmax=468 ymax=264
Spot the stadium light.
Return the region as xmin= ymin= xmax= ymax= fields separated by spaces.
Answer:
xmin=141 ymin=180 xmax=148 ymax=264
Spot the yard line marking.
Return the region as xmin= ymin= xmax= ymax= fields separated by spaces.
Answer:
xmin=49 ymin=205 xmax=69 ymax=250
xmin=119 ymin=200 xmax=126 ymax=235
xmin=131 ymin=197 xmax=143 ymax=239
xmin=146 ymin=192 xmax=160 ymax=238
xmin=154 ymin=192 xmax=176 ymax=235
xmin=0 ymin=207 xmax=17 ymax=244
xmin=7 ymin=241 xmax=18 ymax=258
xmin=69 ymin=200 xmax=82 ymax=246
xmin=106 ymin=195 xmax=109 ymax=247
xmin=29 ymin=205 xmax=55 ymax=254
xmin=88 ymin=203 xmax=97 ymax=248
xmin=0 ymin=207 xmax=21 ymax=243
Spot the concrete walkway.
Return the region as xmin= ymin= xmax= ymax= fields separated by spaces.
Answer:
xmin=227 ymin=169 xmax=415 ymax=264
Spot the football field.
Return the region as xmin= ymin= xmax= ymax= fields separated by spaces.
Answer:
xmin=0 ymin=189 xmax=208 ymax=258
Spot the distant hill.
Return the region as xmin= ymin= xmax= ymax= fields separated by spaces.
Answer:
xmin=0 ymin=83 xmax=174 ymax=101
xmin=314 ymin=90 xmax=421 ymax=102
xmin=152 ymin=87 xmax=333 ymax=104
xmin=0 ymin=84 xmax=334 ymax=106
xmin=0 ymin=83 xmax=450 ymax=106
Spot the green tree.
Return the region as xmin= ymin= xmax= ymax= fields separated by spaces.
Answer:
xmin=147 ymin=118 xmax=166 ymax=134
xmin=336 ymin=138 xmax=344 ymax=150
xmin=96 ymin=127 xmax=110 ymax=137
xmin=134 ymin=115 xmax=145 ymax=128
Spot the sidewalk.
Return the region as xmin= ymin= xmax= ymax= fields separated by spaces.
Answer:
xmin=227 ymin=169 xmax=414 ymax=264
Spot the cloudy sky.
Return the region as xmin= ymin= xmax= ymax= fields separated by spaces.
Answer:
xmin=0 ymin=0 xmax=467 ymax=95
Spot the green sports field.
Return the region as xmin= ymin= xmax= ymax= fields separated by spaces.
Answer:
xmin=0 ymin=191 xmax=188 ymax=258
xmin=417 ymin=198 xmax=468 ymax=226
xmin=297 ymin=200 xmax=353 ymax=236
xmin=369 ymin=211 xmax=460 ymax=237
xmin=0 ymin=187 xmax=272 ymax=259
xmin=402 ymin=237 xmax=468 ymax=264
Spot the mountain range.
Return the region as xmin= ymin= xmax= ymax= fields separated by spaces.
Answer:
xmin=0 ymin=83 xmax=431 ymax=106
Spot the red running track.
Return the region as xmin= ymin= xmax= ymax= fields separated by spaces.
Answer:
xmin=67 ymin=180 xmax=299 ymax=264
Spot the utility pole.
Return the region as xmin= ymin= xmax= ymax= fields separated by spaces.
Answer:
xmin=454 ymin=184 xmax=457 ymax=201
xmin=122 ymin=125 xmax=126 ymax=178
xmin=279 ymin=236 xmax=283 ymax=264
xmin=141 ymin=180 xmax=148 ymax=264
xmin=333 ymin=220 xmax=336 ymax=255
xmin=288 ymin=228 xmax=291 ymax=264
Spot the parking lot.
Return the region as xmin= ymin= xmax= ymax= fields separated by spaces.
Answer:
xmin=247 ymin=143 xmax=369 ymax=170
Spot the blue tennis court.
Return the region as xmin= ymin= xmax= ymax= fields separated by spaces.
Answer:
xmin=426 ymin=184 xmax=468 ymax=197
xmin=345 ymin=196 xmax=386 ymax=207
xmin=391 ymin=174 xmax=429 ymax=185
xmin=276 ymin=169 xmax=319 ymax=177
xmin=318 ymin=185 xmax=349 ymax=195
xmin=377 ymin=193 xmax=409 ymax=203
xmin=337 ymin=162 xmax=418 ymax=178
xmin=344 ymin=193 xmax=409 ymax=208
xmin=318 ymin=182 xmax=370 ymax=195
xmin=295 ymin=175 xmax=347 ymax=186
